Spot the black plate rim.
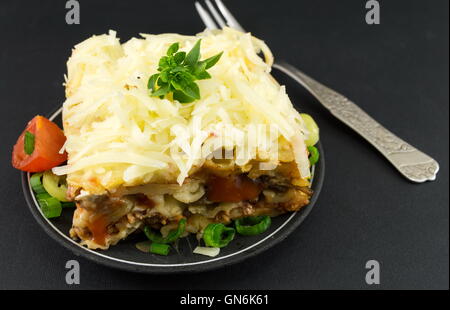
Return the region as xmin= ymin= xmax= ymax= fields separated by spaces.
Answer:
xmin=21 ymin=108 xmax=325 ymax=274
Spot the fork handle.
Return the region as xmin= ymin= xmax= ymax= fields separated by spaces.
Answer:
xmin=273 ymin=61 xmax=439 ymax=183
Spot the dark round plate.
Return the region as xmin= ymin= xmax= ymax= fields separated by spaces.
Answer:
xmin=22 ymin=104 xmax=325 ymax=274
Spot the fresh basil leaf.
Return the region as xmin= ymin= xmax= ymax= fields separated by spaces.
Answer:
xmin=170 ymin=78 xmax=186 ymax=91
xmin=193 ymin=61 xmax=207 ymax=77
xmin=173 ymin=51 xmax=186 ymax=65
xmin=170 ymin=66 xmax=187 ymax=74
xmin=184 ymin=39 xmax=201 ymax=67
xmin=167 ymin=42 xmax=179 ymax=56
xmin=147 ymin=73 xmax=159 ymax=91
xmin=177 ymin=71 xmax=196 ymax=83
xmin=202 ymin=51 xmax=223 ymax=69
xmin=158 ymin=56 xmax=169 ymax=69
xmin=157 ymin=76 xmax=166 ymax=86
xmin=148 ymin=40 xmax=222 ymax=103
xmin=195 ymin=71 xmax=211 ymax=80
xmin=151 ymin=83 xmax=170 ymax=97
xmin=173 ymin=90 xmax=196 ymax=103
xmin=159 ymin=69 xmax=170 ymax=83
xmin=182 ymin=82 xmax=200 ymax=100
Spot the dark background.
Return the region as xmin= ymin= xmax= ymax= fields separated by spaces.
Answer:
xmin=0 ymin=0 xmax=448 ymax=289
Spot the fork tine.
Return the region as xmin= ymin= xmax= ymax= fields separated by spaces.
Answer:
xmin=214 ymin=0 xmax=246 ymax=32
xmin=205 ymin=0 xmax=227 ymax=28
xmin=195 ymin=1 xmax=219 ymax=30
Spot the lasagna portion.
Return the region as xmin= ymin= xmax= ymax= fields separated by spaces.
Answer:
xmin=54 ymin=28 xmax=314 ymax=249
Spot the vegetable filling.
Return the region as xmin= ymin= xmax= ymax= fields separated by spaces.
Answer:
xmin=69 ymin=163 xmax=312 ymax=250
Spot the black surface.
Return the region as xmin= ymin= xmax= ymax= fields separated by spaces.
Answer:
xmin=0 ymin=0 xmax=448 ymax=289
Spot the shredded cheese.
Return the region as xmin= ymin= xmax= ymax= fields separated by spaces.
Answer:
xmin=56 ymin=28 xmax=311 ymax=194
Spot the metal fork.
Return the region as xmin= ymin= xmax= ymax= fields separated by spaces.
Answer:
xmin=195 ymin=0 xmax=439 ymax=183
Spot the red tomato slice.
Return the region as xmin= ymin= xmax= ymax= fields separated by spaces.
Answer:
xmin=12 ymin=115 xmax=67 ymax=172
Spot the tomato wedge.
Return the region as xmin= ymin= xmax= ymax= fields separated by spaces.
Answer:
xmin=12 ymin=115 xmax=67 ymax=172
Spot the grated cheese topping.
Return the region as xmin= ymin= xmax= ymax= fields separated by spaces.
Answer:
xmin=54 ymin=28 xmax=311 ymax=194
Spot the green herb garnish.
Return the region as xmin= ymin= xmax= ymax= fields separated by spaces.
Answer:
xmin=24 ymin=131 xmax=35 ymax=155
xmin=36 ymin=193 xmax=62 ymax=219
xmin=147 ymin=40 xmax=223 ymax=103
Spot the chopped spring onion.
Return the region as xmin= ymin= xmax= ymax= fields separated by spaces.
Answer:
xmin=24 ymin=131 xmax=35 ymax=155
xmin=135 ymin=240 xmax=152 ymax=253
xmin=36 ymin=192 xmax=51 ymax=199
xmin=203 ymin=223 xmax=235 ymax=248
xmin=36 ymin=193 xmax=62 ymax=218
xmin=307 ymin=146 xmax=319 ymax=166
xmin=61 ymin=201 xmax=76 ymax=208
xmin=193 ymin=246 xmax=220 ymax=257
xmin=42 ymin=170 xmax=69 ymax=202
xmin=235 ymin=215 xmax=271 ymax=236
xmin=150 ymin=243 xmax=171 ymax=255
xmin=30 ymin=172 xmax=71 ymax=218
xmin=144 ymin=218 xmax=186 ymax=244
xmin=30 ymin=173 xmax=46 ymax=194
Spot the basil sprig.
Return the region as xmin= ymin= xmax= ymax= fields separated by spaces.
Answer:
xmin=148 ymin=40 xmax=223 ymax=103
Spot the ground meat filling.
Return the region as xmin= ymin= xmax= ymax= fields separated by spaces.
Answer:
xmin=70 ymin=165 xmax=312 ymax=249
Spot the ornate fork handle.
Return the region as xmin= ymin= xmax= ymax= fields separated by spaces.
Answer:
xmin=274 ymin=61 xmax=439 ymax=183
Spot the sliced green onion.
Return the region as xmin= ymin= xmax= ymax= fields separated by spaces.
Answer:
xmin=30 ymin=173 xmax=46 ymax=194
xmin=150 ymin=243 xmax=170 ymax=255
xmin=24 ymin=131 xmax=35 ymax=155
xmin=203 ymin=223 xmax=235 ymax=248
xmin=42 ymin=171 xmax=69 ymax=202
xmin=235 ymin=216 xmax=271 ymax=236
xmin=307 ymin=145 xmax=319 ymax=166
xmin=144 ymin=218 xmax=186 ymax=244
xmin=36 ymin=194 xmax=62 ymax=218
xmin=32 ymin=171 xmax=73 ymax=210
xmin=61 ymin=201 xmax=76 ymax=208
xmin=36 ymin=192 xmax=51 ymax=200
